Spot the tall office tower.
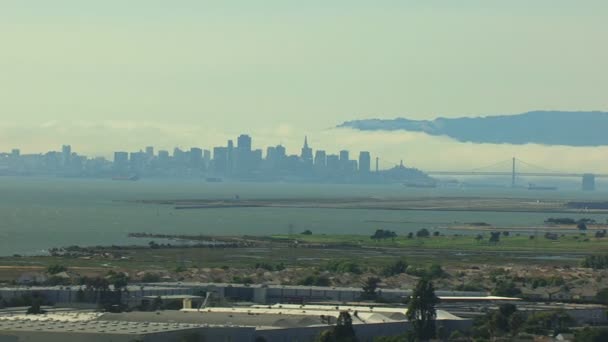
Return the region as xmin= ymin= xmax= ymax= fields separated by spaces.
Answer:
xmin=213 ymin=147 xmax=228 ymax=175
xmin=300 ymin=136 xmax=313 ymax=163
xmin=62 ymin=145 xmax=72 ymax=166
xmin=326 ymin=154 xmax=340 ymax=173
xmin=339 ymin=150 xmax=349 ymax=162
xmin=236 ymin=134 xmax=253 ymax=174
xmin=145 ymin=146 xmax=154 ymax=159
xmin=314 ymin=150 xmax=327 ymax=168
xmin=173 ymin=147 xmax=186 ymax=168
xmin=252 ymin=149 xmax=263 ymax=169
xmin=237 ymin=134 xmax=252 ymax=151
xmin=339 ymin=150 xmax=350 ymax=172
xmin=203 ymin=150 xmax=211 ymax=168
xmin=158 ymin=150 xmax=170 ymax=167
xmin=266 ymin=146 xmax=276 ymax=161
xmin=113 ymin=151 xmax=129 ymax=174
xmin=275 ymin=145 xmax=286 ymax=159
xmin=358 ymin=151 xmax=371 ymax=174
xmin=129 ymin=151 xmax=146 ymax=173
xmin=582 ymin=173 xmax=596 ymax=191
xmin=227 ymin=140 xmax=234 ymax=174
xmin=189 ymin=147 xmax=203 ymax=169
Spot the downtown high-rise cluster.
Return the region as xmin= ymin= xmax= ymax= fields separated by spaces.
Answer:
xmin=0 ymin=136 xmax=430 ymax=184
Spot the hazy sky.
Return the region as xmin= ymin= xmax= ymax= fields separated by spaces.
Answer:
xmin=1 ymin=1 xmax=607 ymax=171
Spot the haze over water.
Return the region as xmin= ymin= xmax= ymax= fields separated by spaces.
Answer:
xmin=1 ymin=177 xmax=607 ymax=256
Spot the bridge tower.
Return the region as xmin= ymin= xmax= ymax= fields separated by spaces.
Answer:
xmin=582 ymin=173 xmax=595 ymax=191
xmin=511 ymin=157 xmax=516 ymax=188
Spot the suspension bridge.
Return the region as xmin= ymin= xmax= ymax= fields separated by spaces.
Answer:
xmin=425 ymin=158 xmax=608 ymax=190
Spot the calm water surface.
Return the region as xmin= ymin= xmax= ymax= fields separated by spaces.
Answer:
xmin=1 ymin=177 xmax=607 ymax=255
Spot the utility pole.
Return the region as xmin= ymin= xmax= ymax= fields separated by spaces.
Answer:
xmin=511 ymin=157 xmax=516 ymax=188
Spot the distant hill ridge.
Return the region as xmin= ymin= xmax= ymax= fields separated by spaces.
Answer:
xmin=337 ymin=111 xmax=608 ymax=146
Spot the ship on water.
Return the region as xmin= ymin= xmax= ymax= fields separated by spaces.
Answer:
xmin=112 ymin=175 xmax=140 ymax=181
xmin=528 ymin=183 xmax=557 ymax=191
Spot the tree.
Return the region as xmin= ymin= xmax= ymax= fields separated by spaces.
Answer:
xmin=316 ymin=311 xmax=358 ymax=342
xmin=575 ymin=327 xmax=608 ymax=342
xmin=489 ymin=231 xmax=501 ymax=245
xmin=492 ymin=281 xmax=521 ymax=297
xmin=428 ymin=264 xmax=444 ymax=279
xmin=301 ymin=230 xmax=313 ymax=235
xmin=416 ymin=229 xmax=430 ymax=238
xmin=578 ymin=222 xmax=588 ymax=231
xmin=371 ymin=229 xmax=398 ymax=241
xmin=407 ymin=278 xmax=439 ymax=341
xmin=361 ymin=277 xmax=380 ymax=300
xmin=382 ymin=259 xmax=408 ymax=277
xmin=26 ymin=296 xmax=45 ymax=315
xmin=47 ymin=264 xmax=67 ymax=275
xmin=595 ymin=288 xmax=608 ymax=304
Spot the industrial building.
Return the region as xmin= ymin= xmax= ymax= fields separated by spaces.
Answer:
xmin=142 ymin=282 xmax=489 ymax=304
xmin=0 ymin=303 xmax=471 ymax=342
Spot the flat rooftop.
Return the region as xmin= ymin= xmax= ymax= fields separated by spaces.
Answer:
xmin=0 ymin=318 xmax=206 ymax=335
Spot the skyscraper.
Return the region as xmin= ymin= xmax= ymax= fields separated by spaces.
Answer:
xmin=300 ymin=136 xmax=313 ymax=163
xmin=236 ymin=134 xmax=252 ymax=174
xmin=62 ymin=145 xmax=71 ymax=167
xmin=213 ymin=147 xmax=228 ymax=174
xmin=237 ymin=135 xmax=252 ymax=151
xmin=314 ymin=150 xmax=326 ymax=168
xmin=339 ymin=150 xmax=349 ymax=162
xmin=145 ymin=146 xmax=154 ymax=159
xmin=189 ymin=148 xmax=203 ymax=169
xmin=113 ymin=151 xmax=129 ymax=174
xmin=359 ymin=151 xmax=371 ymax=174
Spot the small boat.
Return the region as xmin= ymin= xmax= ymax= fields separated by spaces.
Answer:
xmin=528 ymin=183 xmax=557 ymax=191
xmin=404 ymin=182 xmax=437 ymax=188
xmin=112 ymin=175 xmax=140 ymax=181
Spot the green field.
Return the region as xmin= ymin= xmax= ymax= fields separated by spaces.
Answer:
xmin=270 ymin=232 xmax=606 ymax=253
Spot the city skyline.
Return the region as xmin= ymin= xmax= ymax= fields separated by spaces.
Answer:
xmin=2 ymin=1 xmax=607 ymax=172
xmin=0 ymin=134 xmax=432 ymax=184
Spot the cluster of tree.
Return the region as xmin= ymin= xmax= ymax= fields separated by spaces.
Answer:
xmin=77 ymin=271 xmax=130 ymax=312
xmin=528 ymin=276 xmax=565 ymax=289
xmin=492 ymin=280 xmax=522 ymax=297
xmin=231 ymin=275 xmax=254 ymax=285
xmin=323 ymin=260 xmax=362 ymax=274
xmin=0 ymin=292 xmax=52 ymax=311
xmin=371 ymin=278 xmax=442 ymax=341
xmin=406 ymin=278 xmax=440 ymax=341
xmin=581 ymin=254 xmax=608 ymax=269
xmin=472 ymin=304 xmax=573 ymax=339
xmin=298 ymin=274 xmax=331 ymax=287
xmin=544 ymin=217 xmax=596 ymax=225
xmin=575 ymin=327 xmax=608 ymax=341
xmin=301 ymin=229 xmax=313 ymax=235
xmin=370 ymin=229 xmax=397 ymax=241
xmin=595 ymin=229 xmax=607 ymax=238
xmin=316 ymin=311 xmax=358 ymax=342
xmin=471 ymin=303 xmax=525 ymax=339
xmin=544 ymin=232 xmax=559 ymax=240
xmin=381 ymin=259 xmax=408 ymax=277
xmin=140 ymin=273 xmax=162 ymax=283
xmin=402 ymin=264 xmax=445 ymax=280
xmin=254 ymin=262 xmax=285 ymax=271
xmin=360 ymin=277 xmax=381 ymax=300
xmin=47 ymin=264 xmax=68 ymax=275
xmin=488 ymin=231 xmax=501 ymax=245
xmin=415 ymin=228 xmax=430 ymax=238
xmin=596 ymin=288 xmax=608 ymax=304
